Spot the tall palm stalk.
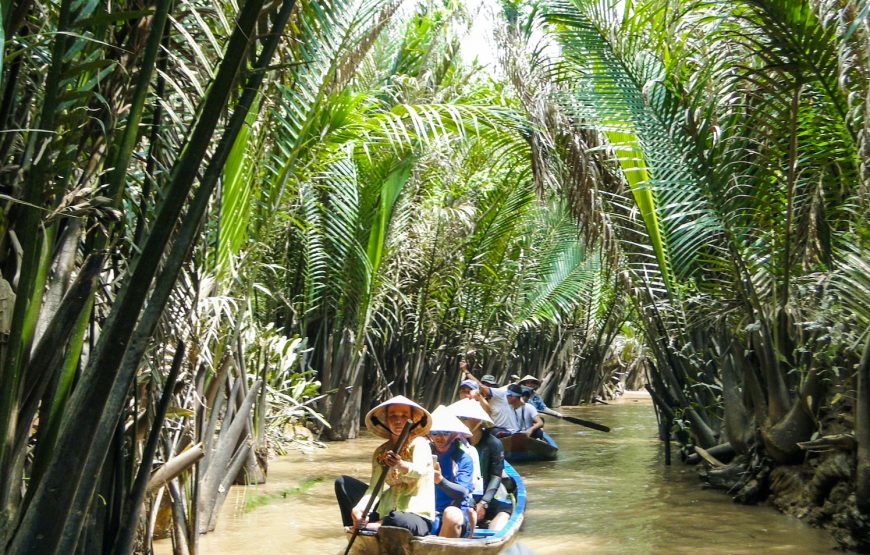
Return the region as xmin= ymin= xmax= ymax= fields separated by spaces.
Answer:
xmin=0 ymin=0 xmax=309 ymax=550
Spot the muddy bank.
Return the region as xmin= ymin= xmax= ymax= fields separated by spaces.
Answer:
xmin=767 ymin=456 xmax=870 ymax=552
xmin=692 ymin=391 xmax=870 ymax=552
xmin=701 ymin=451 xmax=870 ymax=552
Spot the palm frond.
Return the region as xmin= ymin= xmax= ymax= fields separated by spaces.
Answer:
xmin=514 ymin=206 xmax=601 ymax=328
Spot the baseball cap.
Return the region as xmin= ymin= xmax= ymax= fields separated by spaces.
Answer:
xmin=459 ymin=379 xmax=479 ymax=391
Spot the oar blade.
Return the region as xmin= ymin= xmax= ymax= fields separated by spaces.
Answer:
xmin=561 ymin=415 xmax=610 ymax=432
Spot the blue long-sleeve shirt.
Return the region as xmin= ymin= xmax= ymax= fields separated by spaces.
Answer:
xmin=435 ymin=445 xmax=474 ymax=513
xmin=529 ymin=394 xmax=547 ymax=412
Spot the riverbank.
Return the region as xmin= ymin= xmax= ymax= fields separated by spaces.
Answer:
xmin=155 ymin=399 xmax=836 ymax=554
xmin=767 ymin=454 xmax=870 ymax=552
xmin=687 ymin=395 xmax=870 ymax=553
xmin=623 ymin=389 xmax=869 ymax=551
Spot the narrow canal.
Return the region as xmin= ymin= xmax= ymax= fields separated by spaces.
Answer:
xmin=157 ymin=396 xmax=836 ymax=554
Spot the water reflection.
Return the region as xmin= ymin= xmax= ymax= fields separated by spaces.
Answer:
xmin=155 ymin=397 xmax=835 ymax=554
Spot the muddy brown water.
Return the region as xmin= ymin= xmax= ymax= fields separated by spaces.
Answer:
xmin=155 ymin=396 xmax=836 ymax=554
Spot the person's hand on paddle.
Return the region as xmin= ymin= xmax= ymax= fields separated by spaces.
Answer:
xmin=524 ymin=428 xmax=534 ymax=438
xmin=383 ymin=449 xmax=410 ymax=474
xmin=543 ymin=407 xmax=563 ymax=418
xmin=351 ymin=507 xmax=368 ymax=531
xmin=433 ymin=458 xmax=442 ymax=484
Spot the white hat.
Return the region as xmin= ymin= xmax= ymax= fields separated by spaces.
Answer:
xmin=364 ymin=395 xmax=432 ymax=439
xmin=429 ymin=405 xmax=472 ymax=437
xmin=448 ymin=398 xmax=494 ymax=427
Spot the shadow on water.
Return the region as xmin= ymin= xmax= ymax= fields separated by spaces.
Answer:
xmin=155 ymin=397 xmax=836 ymax=554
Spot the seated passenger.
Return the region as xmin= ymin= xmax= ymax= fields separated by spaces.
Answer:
xmin=520 ymin=384 xmax=535 ymax=407
xmin=504 ymin=384 xmax=553 ymax=445
xmin=454 ymin=404 xmax=484 ymax=500
xmin=334 ymin=395 xmax=434 ymax=536
xmin=520 ymin=386 xmax=557 ymax=448
xmin=449 ymin=398 xmax=513 ymax=530
xmin=447 ymin=394 xmax=484 ymax=530
xmin=429 ymin=406 xmax=475 ymax=538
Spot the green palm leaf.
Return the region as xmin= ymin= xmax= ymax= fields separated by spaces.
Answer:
xmin=514 ymin=205 xmax=601 ymax=328
xmin=218 ymin=99 xmax=262 ymax=278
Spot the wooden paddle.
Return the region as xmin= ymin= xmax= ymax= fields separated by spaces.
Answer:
xmin=344 ymin=418 xmax=414 ymax=555
xmin=543 ymin=409 xmax=610 ymax=432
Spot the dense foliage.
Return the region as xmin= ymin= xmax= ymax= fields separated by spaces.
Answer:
xmin=534 ymin=0 xmax=869 ymax=545
xmin=0 ymin=0 xmax=867 ymax=552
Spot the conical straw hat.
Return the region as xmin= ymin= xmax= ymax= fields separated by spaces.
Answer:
xmin=364 ymin=395 xmax=432 ymax=439
xmin=448 ymin=398 xmax=494 ymax=427
xmin=429 ymin=405 xmax=472 ymax=437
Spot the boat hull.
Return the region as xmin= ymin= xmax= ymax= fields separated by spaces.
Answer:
xmin=346 ymin=462 xmax=526 ymax=554
xmin=499 ymin=433 xmax=558 ymax=463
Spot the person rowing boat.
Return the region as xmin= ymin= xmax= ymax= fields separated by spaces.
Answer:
xmin=517 ymin=374 xmax=559 ymax=416
xmin=517 ymin=374 xmax=611 ymax=433
xmin=335 ymin=395 xmax=435 ymax=537
xmin=462 ymin=370 xmax=558 ymax=463
xmin=461 ymin=372 xmax=518 ymax=436
xmin=457 ymin=360 xmax=492 ymax=415
xmin=343 ymin=462 xmax=527 ymax=554
xmin=519 ymin=384 xmax=558 ymax=448
xmin=339 ymin=396 xmax=528 ymax=554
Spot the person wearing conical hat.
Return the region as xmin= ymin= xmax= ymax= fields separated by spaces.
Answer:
xmin=444 ymin=399 xmax=484 ymax=532
xmin=429 ymin=405 xmax=475 ymax=538
xmin=449 ymin=398 xmax=513 ymax=531
xmin=335 ymin=395 xmax=435 ymax=536
xmin=517 ymin=374 xmax=562 ymax=417
xmin=517 ymin=374 xmax=541 ymax=388
xmin=448 ymin=400 xmax=486 ymax=498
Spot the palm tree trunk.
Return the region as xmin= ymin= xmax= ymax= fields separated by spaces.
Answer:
xmin=856 ymin=335 xmax=870 ymax=513
xmin=761 ymin=362 xmax=825 ymax=464
xmin=720 ymin=343 xmax=752 ymax=455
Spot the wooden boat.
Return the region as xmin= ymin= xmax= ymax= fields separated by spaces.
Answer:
xmin=346 ymin=461 xmax=526 ymax=554
xmin=499 ymin=433 xmax=558 ymax=463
